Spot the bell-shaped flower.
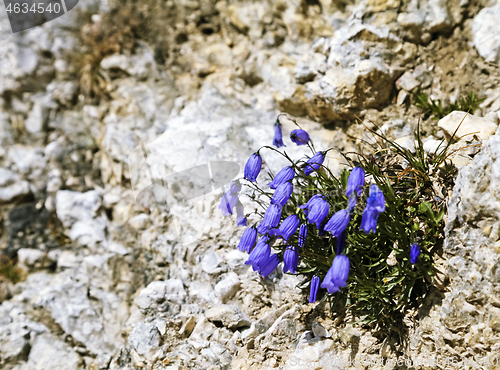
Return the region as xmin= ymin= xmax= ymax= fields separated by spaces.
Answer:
xmin=278 ymin=215 xmax=300 ymax=241
xmin=259 ymin=254 xmax=280 ymax=279
xmin=300 ymin=194 xmax=324 ymax=217
xmin=298 ymin=224 xmax=308 ymax=248
xmin=290 ymin=129 xmax=310 ymax=146
xmin=244 ymin=153 xmax=263 ymax=182
xmin=367 ymin=184 xmax=385 ymax=213
xmin=410 ymin=243 xmax=421 ymax=264
xmin=257 ymin=204 xmax=282 ymax=234
xmin=268 ymin=166 xmax=295 ymax=190
xmin=218 ymin=180 xmax=241 ymax=216
xmin=309 ymin=275 xmax=320 ymax=303
xmin=282 ymin=246 xmax=299 ymax=274
xmin=324 ymin=209 xmax=350 ymax=238
xmin=271 ymin=181 xmax=293 ymax=207
xmin=307 ymin=197 xmax=330 ymax=229
xmin=304 ymin=151 xmax=325 ymax=176
xmin=245 ymin=236 xmax=271 ymax=271
xmin=360 ymin=206 xmax=380 ymax=234
xmin=238 ymin=226 xmax=257 ymax=253
xmin=235 ymin=200 xmax=247 ymax=226
xmin=273 ymin=121 xmax=285 ymax=148
xmin=320 ymin=255 xmax=350 ymax=293
xmin=346 ymin=167 xmax=365 ymax=197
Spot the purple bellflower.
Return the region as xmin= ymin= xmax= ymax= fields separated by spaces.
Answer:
xmin=324 ymin=209 xmax=350 ymax=238
xmin=245 ymin=236 xmax=271 ymax=271
xmin=219 ymin=180 xmax=242 ymax=216
xmin=244 ymin=153 xmax=262 ymax=182
xmin=278 ymin=215 xmax=300 ymax=241
xmin=307 ymin=197 xmax=330 ymax=229
xmin=410 ymin=244 xmax=421 ymax=264
xmin=238 ymin=226 xmax=257 ymax=253
xmin=259 ymin=254 xmax=280 ymax=278
xmin=360 ymin=184 xmax=385 ymax=234
xmin=271 ymin=181 xmax=293 ymax=207
xmin=309 ymin=275 xmax=321 ymax=303
xmin=304 ymin=151 xmax=325 ymax=176
xmin=268 ymin=166 xmax=295 ymax=190
xmin=273 ymin=121 xmax=286 ymax=148
xmin=346 ymin=167 xmax=365 ymax=197
xmin=298 ymin=224 xmax=308 ymax=248
xmin=290 ymin=129 xmax=310 ymax=146
xmin=283 ymin=246 xmax=299 ymax=274
xmin=257 ymin=204 xmax=282 ymax=234
xmin=321 ymin=255 xmax=350 ymax=294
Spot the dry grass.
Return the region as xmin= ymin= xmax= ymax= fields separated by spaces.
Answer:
xmin=69 ymin=0 xmax=172 ymax=101
xmin=0 ymin=255 xmax=22 ymax=284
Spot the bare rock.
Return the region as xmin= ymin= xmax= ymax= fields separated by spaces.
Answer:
xmin=205 ymin=305 xmax=251 ymax=330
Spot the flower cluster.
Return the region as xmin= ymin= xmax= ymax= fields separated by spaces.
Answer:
xmin=219 ymin=119 xmax=424 ymax=309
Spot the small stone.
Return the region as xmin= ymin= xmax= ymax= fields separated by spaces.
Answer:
xmin=438 ymin=111 xmax=498 ymax=142
xmin=214 ymin=272 xmax=241 ymax=303
xmin=394 ymin=136 xmax=416 ymax=153
xmin=205 ymin=305 xmax=251 ymax=330
xmin=179 ymin=316 xmax=197 ymax=338
xmin=17 ymin=248 xmax=45 ymax=267
xmin=128 ymin=213 xmax=150 ymax=230
xmin=397 ymin=90 xmax=408 ymax=105
xmin=472 ymin=3 xmax=500 ymax=64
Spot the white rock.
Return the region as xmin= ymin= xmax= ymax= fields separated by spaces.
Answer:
xmin=7 ymin=145 xmax=46 ymax=176
xmin=136 ymin=280 xmax=186 ymax=310
xmin=100 ymin=41 xmax=156 ymax=79
xmin=55 ymin=190 xmax=107 ymax=247
xmin=24 ymin=334 xmax=81 ymax=370
xmin=437 ymin=111 xmax=498 ymax=142
xmin=394 ymin=136 xmax=416 ymax=153
xmin=128 ymin=322 xmax=161 ymax=361
xmin=25 ymin=94 xmax=48 ymax=134
xmin=0 ymin=168 xmax=30 ymax=204
xmin=17 ymin=249 xmax=45 ymax=267
xmin=201 ymin=251 xmax=222 ymax=274
xmin=205 ymin=305 xmax=251 ymax=329
xmin=214 ymin=272 xmax=241 ymax=303
xmin=472 ymin=3 xmax=500 ymax=64
xmin=128 ymin=213 xmax=150 ymax=230
xmin=423 ymin=139 xmax=445 ymax=154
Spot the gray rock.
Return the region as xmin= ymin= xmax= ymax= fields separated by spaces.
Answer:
xmin=0 ymin=168 xmax=30 ymax=204
xmin=473 ymin=2 xmax=500 ymax=64
xmin=7 ymin=145 xmax=46 ymax=177
xmin=128 ymin=322 xmax=161 ymax=360
xmin=214 ymin=272 xmax=241 ymax=303
xmin=55 ymin=190 xmax=107 ymax=247
xmin=205 ymin=305 xmax=251 ymax=329
xmin=0 ymin=322 xmax=31 ymax=367
xmin=23 ymin=334 xmax=81 ymax=370
xmin=136 ymin=280 xmax=187 ymax=310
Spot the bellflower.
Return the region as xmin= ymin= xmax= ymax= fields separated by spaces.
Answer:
xmin=283 ymin=246 xmax=299 ymax=274
xmin=268 ymin=166 xmax=295 ymax=189
xmin=410 ymin=244 xmax=421 ymax=264
xmin=360 ymin=184 xmax=385 ymax=234
xmin=278 ymin=215 xmax=300 ymax=241
xmin=290 ymin=129 xmax=310 ymax=146
xmin=367 ymin=184 xmax=385 ymax=213
xmin=245 ymin=236 xmax=271 ymax=271
xmin=300 ymin=194 xmax=324 ymax=217
xmin=360 ymin=207 xmax=379 ymax=234
xmin=307 ymin=197 xmax=330 ymax=229
xmin=346 ymin=167 xmax=365 ymax=197
xmin=257 ymin=204 xmax=282 ymax=234
xmin=309 ymin=275 xmax=320 ymax=303
xmin=304 ymin=151 xmax=325 ymax=176
xmin=218 ymin=180 xmax=241 ymax=216
xmin=238 ymin=226 xmax=257 ymax=253
xmin=273 ymin=121 xmax=286 ymax=148
xmin=320 ymin=255 xmax=350 ymax=294
xmin=271 ymin=181 xmax=293 ymax=207
xmin=324 ymin=209 xmax=350 ymax=238
xmin=244 ymin=153 xmax=262 ymax=182
xmin=259 ymin=254 xmax=280 ymax=278
xmin=236 ymin=200 xmax=247 ymax=226
xmin=298 ymin=224 xmax=308 ymax=248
